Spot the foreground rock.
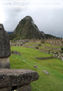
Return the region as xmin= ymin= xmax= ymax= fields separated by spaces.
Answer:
xmin=0 ymin=24 xmax=11 ymax=68
xmin=0 ymin=69 xmax=39 ymax=91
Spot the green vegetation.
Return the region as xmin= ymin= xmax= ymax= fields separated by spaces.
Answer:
xmin=10 ymin=46 xmax=63 ymax=91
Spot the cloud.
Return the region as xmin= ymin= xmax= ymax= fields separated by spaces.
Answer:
xmin=0 ymin=0 xmax=29 ymax=7
xmin=28 ymin=0 xmax=63 ymax=9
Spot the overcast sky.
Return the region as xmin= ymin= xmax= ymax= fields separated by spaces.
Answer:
xmin=0 ymin=0 xmax=63 ymax=37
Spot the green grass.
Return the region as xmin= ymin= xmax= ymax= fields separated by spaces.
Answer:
xmin=10 ymin=46 xmax=63 ymax=91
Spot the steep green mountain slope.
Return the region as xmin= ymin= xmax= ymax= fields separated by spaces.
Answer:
xmin=13 ymin=16 xmax=45 ymax=39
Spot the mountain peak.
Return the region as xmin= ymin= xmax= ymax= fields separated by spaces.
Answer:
xmin=13 ymin=16 xmax=45 ymax=39
xmin=23 ymin=16 xmax=33 ymax=21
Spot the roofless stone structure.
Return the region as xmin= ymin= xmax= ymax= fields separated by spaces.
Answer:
xmin=0 ymin=24 xmax=11 ymax=68
xmin=0 ymin=24 xmax=39 ymax=91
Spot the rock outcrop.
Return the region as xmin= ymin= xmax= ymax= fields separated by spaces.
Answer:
xmin=0 ymin=24 xmax=11 ymax=58
xmin=0 ymin=69 xmax=39 ymax=91
xmin=0 ymin=24 xmax=11 ymax=68
xmin=13 ymin=16 xmax=45 ymax=39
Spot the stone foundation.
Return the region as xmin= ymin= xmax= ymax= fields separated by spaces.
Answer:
xmin=0 ymin=58 xmax=10 ymax=68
